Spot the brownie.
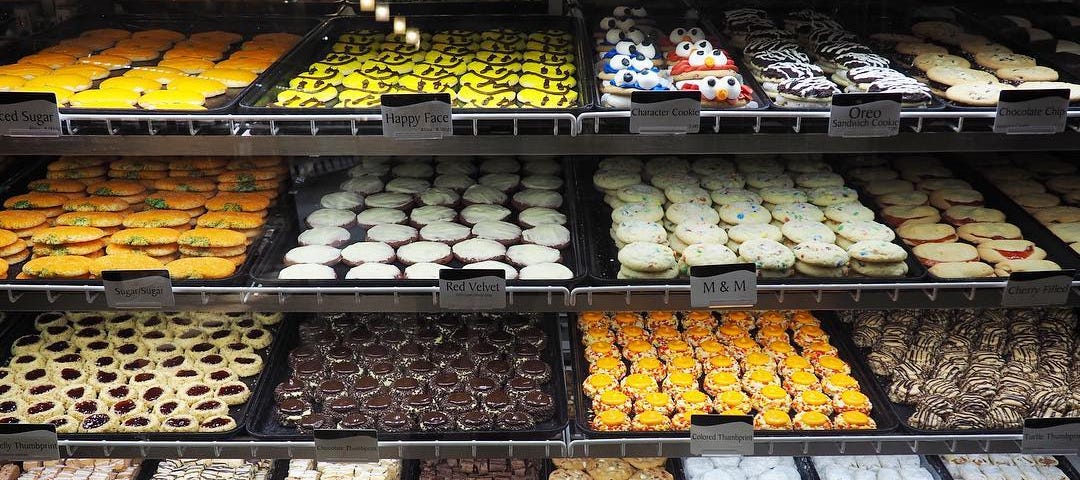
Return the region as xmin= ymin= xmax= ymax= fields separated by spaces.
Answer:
xmin=496 ymin=410 xmax=535 ymax=430
xmin=418 ymin=411 xmax=454 ymax=432
xmin=457 ymin=409 xmax=493 ymax=431
xmin=520 ymin=390 xmax=554 ymax=422
xmin=368 ymin=362 xmax=401 ymax=383
xmin=511 ymin=344 xmax=541 ymax=364
xmin=325 ymin=396 xmax=360 ymax=419
xmin=315 ymin=379 xmax=348 ymax=403
xmin=377 ymin=408 xmax=414 ymax=432
xmin=398 ymin=342 xmax=427 ymax=361
xmin=329 ymin=362 xmax=361 ymax=383
xmin=289 ymin=345 xmax=320 ymax=366
xmin=516 ymin=326 xmax=546 ymax=349
xmin=470 ymin=342 xmax=499 ymax=363
xmin=488 ymin=330 xmax=514 ymax=352
xmin=382 ymin=330 xmax=408 ymax=349
xmin=293 ymin=360 xmax=325 ymax=389
xmin=361 ymin=344 xmax=393 ymax=363
xmin=345 ymin=326 xmax=376 ymax=345
xmin=326 ymin=345 xmax=355 ymax=365
xmin=447 ymin=357 xmax=476 ymax=380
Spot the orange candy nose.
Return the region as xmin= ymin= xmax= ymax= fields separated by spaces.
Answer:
xmin=716 ymin=89 xmax=728 ymax=100
xmin=705 ymin=57 xmax=716 ymax=67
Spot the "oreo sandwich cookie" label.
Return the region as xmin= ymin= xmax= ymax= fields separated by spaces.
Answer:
xmin=994 ymin=89 xmax=1069 ymax=134
xmin=689 ymin=263 xmax=757 ymax=308
xmin=381 ymin=93 xmax=453 ymax=139
xmin=630 ymin=90 xmax=701 ymax=134
xmin=828 ymin=92 xmax=901 ymax=138
xmin=102 ymin=270 xmax=175 ymax=308
xmin=0 ymin=92 xmax=61 ymax=137
xmin=0 ymin=424 xmax=60 ymax=461
xmin=439 ymin=268 xmax=506 ymax=309
xmin=690 ymin=414 xmax=755 ymax=455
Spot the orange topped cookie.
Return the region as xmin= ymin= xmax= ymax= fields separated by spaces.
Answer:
xmin=168 ymin=157 xmax=228 ymax=171
xmin=177 ymin=228 xmax=246 ymax=248
xmin=0 ymin=211 xmax=48 ymax=230
xmin=90 ymin=253 xmax=165 ymax=276
xmin=110 ymin=227 xmax=181 ymax=246
xmin=21 ymin=255 xmax=93 ymax=278
xmin=86 ymin=180 xmax=147 ymax=197
xmin=55 ymin=212 xmax=124 ymax=228
xmin=31 ymin=226 xmax=106 ymax=244
xmin=205 ymin=193 xmax=270 ymax=212
xmin=195 ymin=211 xmax=264 ymax=229
xmin=122 ymin=210 xmax=192 ymax=228
xmin=27 ymin=179 xmax=87 ymax=194
xmin=4 ymin=193 xmax=66 ymax=209
xmin=165 ymin=256 xmax=236 ymax=280
xmin=144 ymin=191 xmax=205 ymax=210
xmin=63 ymin=197 xmax=130 ymax=212
xmin=154 ymin=178 xmax=217 ymax=193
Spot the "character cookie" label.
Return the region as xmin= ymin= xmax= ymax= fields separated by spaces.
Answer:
xmin=630 ymin=90 xmax=701 ymax=134
xmin=0 ymin=92 xmax=61 ymax=137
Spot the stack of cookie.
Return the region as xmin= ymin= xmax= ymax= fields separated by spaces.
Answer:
xmin=550 ymin=458 xmax=671 ymax=480
xmin=107 ymin=227 xmax=181 ymax=263
xmin=595 ymin=155 xmax=907 ymax=279
xmin=594 ymin=7 xmax=758 ymax=109
xmin=842 ymin=155 xmax=1058 ymax=278
xmin=85 ymin=179 xmax=150 ymax=213
xmin=975 ymin=154 xmax=1080 ymax=254
xmin=107 ymin=158 xmax=169 ymax=188
xmin=26 ymin=178 xmax=87 ymax=200
xmin=143 ymin=190 xmax=208 ymax=225
xmin=2 ymin=192 xmax=66 ymax=224
xmin=0 ymin=210 xmax=47 ymax=246
xmin=54 ymin=211 xmax=124 ymax=238
xmin=177 ymin=227 xmax=248 ymax=266
xmin=122 ymin=209 xmax=193 ymax=231
xmin=894 ymin=21 xmax=1079 ymax=106
xmin=30 ymin=225 xmax=108 ymax=260
xmin=42 ymin=156 xmax=109 ymax=185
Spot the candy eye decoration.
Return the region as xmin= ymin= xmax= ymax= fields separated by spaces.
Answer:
xmin=605 ymin=28 xmax=624 ymax=45
xmin=719 ymin=75 xmax=743 ymax=100
xmin=629 ymin=53 xmax=653 ymax=71
xmin=675 ymin=41 xmax=695 ymax=58
xmin=669 ymin=28 xmax=687 ymax=43
xmin=711 ymin=48 xmax=730 ymax=65
xmin=637 ymin=70 xmax=662 ymax=89
xmin=694 ymin=39 xmax=713 ymax=51
xmin=606 ymin=54 xmax=633 ymax=73
xmin=687 ymin=27 xmax=705 ymax=40
xmin=688 ymin=48 xmax=709 ymax=67
xmin=625 ymin=28 xmax=646 ymax=43
xmin=614 ymin=40 xmax=636 ymax=56
xmin=637 ymin=41 xmax=656 ymax=58
xmin=614 ymin=69 xmax=638 ymax=87
xmin=631 ymin=7 xmax=647 ymax=17
xmin=613 ymin=6 xmax=630 ymax=16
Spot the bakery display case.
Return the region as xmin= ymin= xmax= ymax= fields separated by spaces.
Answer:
xmin=1 ymin=0 xmax=1080 ymax=475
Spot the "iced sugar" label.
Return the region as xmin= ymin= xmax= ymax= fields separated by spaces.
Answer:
xmin=0 ymin=92 xmax=60 ymax=137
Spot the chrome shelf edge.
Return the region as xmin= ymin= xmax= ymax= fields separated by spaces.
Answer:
xmin=0 ymin=282 xmax=1075 ymax=311
xmin=569 ymin=434 xmax=1033 ymax=457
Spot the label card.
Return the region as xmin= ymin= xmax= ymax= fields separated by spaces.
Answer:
xmin=102 ymin=270 xmax=175 ymax=309
xmin=439 ymin=268 xmax=506 ymax=310
xmin=0 ymin=92 xmax=61 ymax=137
xmin=0 ymin=424 xmax=60 ymax=461
xmin=828 ymin=92 xmax=902 ymax=138
xmin=381 ymin=93 xmax=452 ymax=139
xmin=1022 ymin=418 xmax=1080 ymax=454
xmin=994 ymin=89 xmax=1069 ymax=134
xmin=689 ymin=264 xmax=757 ymax=308
xmin=314 ymin=429 xmax=379 ymax=462
xmin=630 ymin=90 xmax=701 ymax=134
xmin=1002 ymin=269 xmax=1075 ymax=307
xmin=690 ymin=415 xmax=754 ymax=455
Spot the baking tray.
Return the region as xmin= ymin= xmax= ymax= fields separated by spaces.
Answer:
xmin=269 ymin=459 xmax=417 ymax=480
xmin=251 ymin=157 xmax=587 ymax=288
xmin=677 ymin=457 xmax=821 ymax=480
xmin=238 ymin=15 xmax=590 ymax=135
xmin=0 ymin=157 xmax=283 ymax=286
xmin=543 ymin=459 xmax=682 ymax=479
xmin=0 ymin=314 xmax=292 ymax=440
xmin=30 ymin=14 xmax=321 ymax=116
xmin=933 ymin=455 xmax=1080 ymax=480
xmin=246 ymin=313 xmax=569 ymax=441
xmin=114 ymin=0 xmax=345 ymax=16
xmin=569 ymin=311 xmax=899 ymax=439
xmin=582 ymin=11 xmax=771 ymax=133
xmin=136 ymin=459 xmax=278 ymax=480
xmin=577 ymin=158 xmax=928 ymax=285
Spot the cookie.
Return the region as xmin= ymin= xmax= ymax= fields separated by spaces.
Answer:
xmin=846 ymin=240 xmax=907 ymax=263
xmin=1035 ymin=206 xmax=1080 ymax=224
xmin=356 ymin=208 xmax=408 ymax=228
xmin=339 ymin=242 xmax=395 ymax=266
xmin=806 ymin=187 xmax=858 ymax=207
xmin=822 ymin=202 xmax=875 ymax=224
xmin=89 ymin=253 xmax=164 ymax=276
xmin=519 ymin=262 xmax=574 ymax=280
xmin=896 ymin=223 xmax=957 ymax=245
xmin=759 ymin=187 xmax=807 ymax=207
xmin=881 ymin=205 xmax=941 ymax=227
xmin=522 ymin=224 xmax=570 ymax=249
xmin=942 ymin=206 xmax=1006 ymax=226
xmin=1048 ymin=222 xmax=1080 ymax=243
xmin=4 ymin=193 xmax=66 ymax=210
xmin=307 ymin=208 xmax=357 ymax=229
xmin=738 ymin=238 xmax=795 ymax=271
xmin=165 ymin=257 xmax=237 ymax=280
xmin=109 ymin=228 xmax=180 ymax=246
xmin=519 ymin=207 xmax=566 ymax=228
xmin=681 ymin=243 xmax=738 ymax=268
xmin=452 ymin=238 xmax=507 ymax=263
xmin=62 ymin=197 xmax=130 ymax=213
xmin=0 ymin=211 xmax=48 ymax=231
xmin=912 ymin=242 xmax=979 ymax=266
xmin=298 ymin=227 xmax=351 ymax=248
xmin=284 ymin=245 xmax=341 ymax=266
xmin=710 ymin=188 xmax=763 ymax=206
xmin=420 ymin=222 xmax=472 ymax=245
xmin=32 ymin=239 xmax=105 ymax=256
xmin=956 ymin=222 xmax=1022 ymax=244
xmin=928 ymin=261 xmax=995 ymax=278
xmin=791 ymin=241 xmax=849 ymax=267
xmin=419 ymin=187 xmax=461 ymax=208
xmin=344 ymin=263 xmax=402 ymax=279
xmin=460 ymin=204 xmax=511 ymax=226
xmin=993 ymin=259 xmax=1060 ymax=276
xmin=397 ymin=241 xmax=453 ymax=266
xmin=781 ymin=221 xmax=836 ymax=245
xmin=850 ymin=259 xmax=908 ymax=277
xmin=771 ymin=202 xmax=825 ymax=223
xmin=506 ymin=244 xmax=560 ymax=268
xmin=673 ymin=222 xmax=726 ymax=246
xmin=617 ymin=242 xmax=676 ymax=272
xmin=463 ymin=260 xmax=519 ymax=280
xmin=278 ymin=263 xmax=336 ymax=280
xmin=717 ymin=202 xmax=770 ymax=225
xmin=1014 ymin=193 xmax=1060 ymax=210
xmin=205 ymin=193 xmax=271 ymax=213
xmin=320 ymin=192 xmax=365 ymax=211
xmin=945 ymin=83 xmax=1014 ymax=107
xmin=865 ymin=179 xmax=914 ymax=197
xmin=31 ymin=226 xmax=106 ymax=245
xmin=366 ymin=224 xmax=419 ymax=248
xmin=794 ymin=260 xmax=847 ymax=277
xmin=177 ymin=228 xmax=246 ymax=248
xmin=975 ymin=52 xmax=1036 ymax=70
xmin=977 ymin=239 xmax=1045 ymax=263
xmin=122 ymin=210 xmax=192 ymax=229
xmin=21 ymin=255 xmax=93 ymax=278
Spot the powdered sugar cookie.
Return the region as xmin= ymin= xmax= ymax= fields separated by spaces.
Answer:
xmin=345 ymin=263 xmax=401 ymax=279
xmin=464 ymin=260 xmax=518 ymax=279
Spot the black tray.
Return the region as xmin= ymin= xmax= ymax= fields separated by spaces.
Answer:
xmin=270 ymin=459 xmax=417 ymax=480
xmin=577 ymin=157 xmax=928 ymax=285
xmin=115 ymin=0 xmax=345 ymax=16
xmin=0 ymin=313 xmax=292 ymax=440
xmin=676 ymin=457 xmax=821 ymax=480
xmin=934 ymin=455 xmax=1080 ymax=480
xmin=543 ymin=459 xmax=682 ymax=479
xmin=581 ymin=10 xmax=771 ymax=133
xmin=245 ymin=313 xmax=569 ymax=441
xmin=33 ymin=14 xmax=321 ymax=115
xmin=0 ymin=157 xmax=283 ymax=286
xmin=238 ymin=14 xmax=591 ymax=127
xmin=569 ymin=311 xmax=899 ymax=439
xmin=806 ymin=455 xmax=953 ymax=480
xmin=136 ymin=458 xmax=278 ymax=480
xmin=251 ymin=157 xmax=588 ymax=288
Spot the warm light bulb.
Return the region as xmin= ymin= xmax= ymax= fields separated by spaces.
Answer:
xmin=375 ymin=4 xmax=390 ymax=21
xmin=359 ymin=0 xmax=375 ymax=11
xmin=405 ymin=28 xmax=420 ymax=46
xmin=393 ymin=16 xmax=406 ymax=34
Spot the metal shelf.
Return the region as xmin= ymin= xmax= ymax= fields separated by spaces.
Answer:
xmin=0 ymin=281 xmax=1075 ymax=311
xmin=568 ymin=434 xmax=1030 ymax=458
